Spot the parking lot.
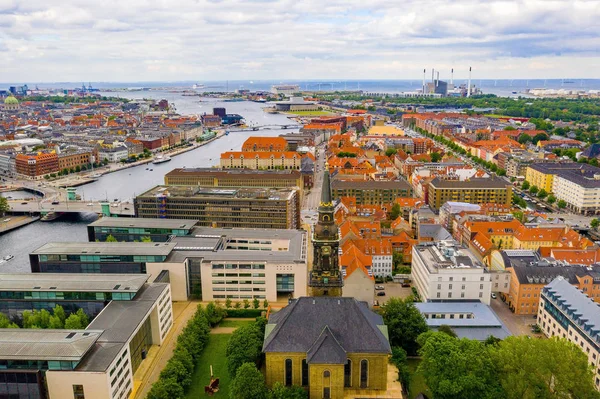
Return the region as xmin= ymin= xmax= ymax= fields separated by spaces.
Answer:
xmin=374 ymin=282 xmax=413 ymax=305
xmin=491 ymin=296 xmax=544 ymax=337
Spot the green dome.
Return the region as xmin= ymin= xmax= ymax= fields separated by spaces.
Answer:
xmin=4 ymin=96 xmax=18 ymax=105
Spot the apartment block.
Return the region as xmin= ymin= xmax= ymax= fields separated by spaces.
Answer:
xmin=427 ymin=177 xmax=512 ymax=211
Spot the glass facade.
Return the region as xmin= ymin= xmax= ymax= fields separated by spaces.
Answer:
xmin=0 ymin=301 xmax=106 ymax=319
xmin=188 ymin=258 xmax=202 ymax=300
xmin=128 ymin=317 xmax=152 ymax=374
xmin=92 ymin=226 xmax=189 ymax=243
xmin=0 ymin=371 xmax=43 ymax=399
xmin=276 ymin=274 xmax=295 ymax=292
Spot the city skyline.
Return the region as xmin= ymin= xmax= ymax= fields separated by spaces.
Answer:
xmin=1 ymin=0 xmax=599 ymax=82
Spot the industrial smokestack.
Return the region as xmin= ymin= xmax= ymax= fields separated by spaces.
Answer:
xmin=432 ymin=69 xmax=435 ymax=83
xmin=467 ymin=66 xmax=472 ymax=98
xmin=451 ymin=68 xmax=454 ymax=85
xmin=436 ymin=72 xmax=440 ymax=87
xmin=423 ymin=68 xmax=426 ymax=93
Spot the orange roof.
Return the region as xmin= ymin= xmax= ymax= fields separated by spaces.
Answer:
xmin=303 ymin=123 xmax=343 ymax=131
xmin=548 ymin=248 xmax=600 ymax=265
xmin=395 ymin=197 xmax=424 ymax=208
xmin=471 ymin=233 xmax=495 ymax=256
xmin=242 ymin=136 xmax=288 ymax=152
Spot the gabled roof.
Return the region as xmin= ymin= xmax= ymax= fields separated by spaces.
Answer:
xmin=263 ymin=297 xmax=390 ymax=355
xmin=306 ymin=326 xmax=347 ymax=364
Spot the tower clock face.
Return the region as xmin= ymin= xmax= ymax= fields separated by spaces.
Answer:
xmin=321 ymin=246 xmax=331 ymax=256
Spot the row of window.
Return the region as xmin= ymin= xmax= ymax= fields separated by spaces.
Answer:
xmin=283 ymin=358 xmax=370 ymax=392
xmin=212 ymin=264 xmax=266 ymax=270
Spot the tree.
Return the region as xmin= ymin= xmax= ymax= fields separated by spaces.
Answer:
xmin=269 ymin=382 xmax=308 ymax=399
xmin=392 ymin=252 xmax=404 ymax=270
xmin=390 ymin=203 xmax=401 ymax=220
xmin=234 ymin=301 xmax=242 ymax=309
xmin=437 ymin=324 xmax=458 ymax=338
xmin=205 ymin=301 xmax=226 ymax=327
xmin=263 ymin=299 xmax=269 ymax=309
xmin=491 ymin=336 xmax=600 ymax=399
xmin=0 ymin=313 xmax=18 ymax=328
xmin=532 ymin=132 xmax=549 ymax=144
xmin=518 ymin=134 xmax=533 ymax=145
xmin=521 ymin=181 xmax=530 ymax=190
xmin=547 ymin=195 xmax=556 ymax=204
xmin=529 ymin=185 xmax=539 ymax=195
xmin=65 ymin=309 xmax=89 ymax=329
xmin=146 ymin=377 xmax=184 ymax=399
xmin=558 ymin=199 xmax=567 ymax=209
xmin=243 ymin=299 xmax=251 ymax=309
xmin=430 ymin=152 xmax=442 ymax=163
xmin=592 ymin=218 xmax=600 ymax=230
xmin=253 ymin=298 xmax=260 ymax=309
xmin=0 ymin=197 xmax=9 ymax=216
xmin=379 ymin=297 xmax=428 ymax=356
xmin=230 ymin=363 xmax=268 ymax=399
xmin=105 ymin=234 xmax=118 ymax=242
xmin=537 ymin=189 xmax=548 ymax=199
xmin=390 ymin=346 xmax=411 ymax=394
xmin=141 ymin=236 xmax=152 ymax=242
xmin=417 ymin=332 xmax=504 ymax=399
xmin=226 ymin=323 xmax=264 ymax=376
xmin=225 ymin=298 xmax=232 ymax=309
xmin=385 ymin=148 xmax=398 ymax=157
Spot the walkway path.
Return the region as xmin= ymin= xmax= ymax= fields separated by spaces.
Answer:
xmin=132 ymin=301 xmax=199 ymax=399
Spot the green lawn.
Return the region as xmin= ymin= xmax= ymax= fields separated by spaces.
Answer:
xmin=284 ymin=110 xmax=335 ymax=116
xmin=407 ymin=358 xmax=430 ymax=399
xmin=218 ymin=319 xmax=254 ymax=328
xmin=185 ymin=334 xmax=231 ymax=398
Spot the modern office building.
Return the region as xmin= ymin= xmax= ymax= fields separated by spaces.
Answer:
xmin=427 ymin=177 xmax=512 ymax=211
xmin=415 ymin=301 xmax=511 ymax=340
xmin=146 ymin=227 xmax=308 ymax=302
xmin=411 ymin=240 xmax=492 ymax=305
xmin=0 ymin=273 xmax=149 ymax=318
xmin=164 ymin=168 xmax=303 ymax=190
xmin=330 ymin=177 xmax=413 ymax=205
xmin=539 ymin=277 xmax=600 ymax=389
xmin=29 ymin=242 xmax=176 ymax=274
xmin=87 ymin=218 xmax=197 ymax=242
xmin=0 ymin=282 xmax=172 ymax=399
xmin=134 ymin=186 xmax=300 ymax=229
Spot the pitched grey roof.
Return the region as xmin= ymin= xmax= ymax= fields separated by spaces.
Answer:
xmin=263 ymin=297 xmax=391 ymax=357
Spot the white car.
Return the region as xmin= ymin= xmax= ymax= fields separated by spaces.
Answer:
xmin=375 ymin=285 xmax=385 ymax=290
xmin=87 ymin=203 xmax=93 ymax=206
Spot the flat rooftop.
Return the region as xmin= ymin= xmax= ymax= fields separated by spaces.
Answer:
xmin=31 ymin=242 xmax=177 ymax=256
xmin=166 ymin=227 xmax=306 ymax=264
xmin=331 ymin=177 xmax=412 ymax=190
xmin=165 ymin=168 xmax=301 ymax=178
xmin=0 ymin=330 xmax=103 ymax=362
xmin=88 ymin=217 xmax=197 ymax=230
xmin=76 ymin=283 xmax=169 ymax=372
xmin=429 ymin=177 xmax=509 ymax=189
xmin=137 ymin=185 xmax=296 ymax=200
xmin=414 ymin=240 xmax=483 ymax=272
xmin=415 ymin=301 xmax=511 ymax=340
xmin=0 ymin=274 xmax=149 ymax=293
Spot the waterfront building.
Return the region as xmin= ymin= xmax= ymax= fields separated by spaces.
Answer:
xmin=330 ymin=177 xmax=413 ymax=205
xmin=201 ymin=114 xmax=221 ymax=127
xmin=97 ymin=145 xmax=128 ymax=163
xmin=262 ymin=297 xmax=392 ymax=399
xmin=219 ymin=151 xmax=306 ymax=170
xmin=134 ymin=186 xmax=300 ymax=229
xmin=0 ymin=281 xmax=172 ymax=399
xmin=87 ymin=217 xmax=197 ymax=242
xmin=0 ymin=273 xmax=149 ymax=318
xmin=427 ymin=177 xmax=512 ymax=211
xmin=411 ymin=240 xmax=492 ymax=305
xmin=309 ymin=169 xmax=343 ymax=297
xmin=271 ymin=84 xmax=300 ymax=96
xmin=415 ymin=301 xmax=511 ymax=340
xmin=538 ymin=276 xmax=600 ymax=389
xmin=242 ymin=136 xmax=288 ymax=152
xmin=149 ymin=227 xmax=307 ymax=302
xmin=57 ymin=150 xmax=93 ymax=171
xmin=274 ymin=97 xmax=319 ymax=112
xmin=15 ymin=152 xmax=59 ymax=178
xmin=29 ymin=242 xmax=176 ymax=274
xmin=164 ymin=168 xmax=303 ymax=190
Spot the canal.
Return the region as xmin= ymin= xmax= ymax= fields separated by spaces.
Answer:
xmin=0 ymin=94 xmax=300 ymax=272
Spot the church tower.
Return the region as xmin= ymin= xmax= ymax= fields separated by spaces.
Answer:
xmin=309 ymin=165 xmax=343 ymax=297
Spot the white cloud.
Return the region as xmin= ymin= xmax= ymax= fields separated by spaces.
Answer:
xmin=0 ymin=0 xmax=599 ymax=82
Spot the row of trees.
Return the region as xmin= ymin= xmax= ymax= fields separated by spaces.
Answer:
xmin=147 ymin=303 xmax=217 ymax=398
xmin=418 ymin=331 xmax=600 ymax=399
xmin=520 ymin=181 xmax=567 ymax=208
xmin=44 ymin=160 xmax=110 ymax=180
xmin=0 ymin=305 xmax=89 ymax=329
xmin=104 ymin=234 xmax=152 ymax=243
xmin=225 ymin=297 xmax=268 ymax=310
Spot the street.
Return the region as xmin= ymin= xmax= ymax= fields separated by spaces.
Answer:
xmin=490 ymin=296 xmax=542 ymax=337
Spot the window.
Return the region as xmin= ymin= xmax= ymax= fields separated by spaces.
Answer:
xmin=360 ymin=359 xmax=368 ymax=388
xmin=285 ymin=359 xmax=292 ymax=386
xmin=344 ymin=359 xmax=352 ymax=387
xmin=323 ymin=370 xmax=331 ymax=399
xmin=449 ymin=284 xmax=452 ymax=289
xmin=73 ymin=385 xmax=85 ymax=399
xmin=302 ymin=359 xmax=308 ymax=386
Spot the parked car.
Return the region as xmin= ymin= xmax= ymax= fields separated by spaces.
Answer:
xmin=51 ymin=201 xmax=59 ymax=205
xmin=21 ymin=202 xmax=27 ymax=205
xmin=402 ymin=283 xmax=411 ymax=287
xmin=375 ymin=285 xmax=385 ymax=290
xmin=376 ymin=291 xmax=386 ymax=297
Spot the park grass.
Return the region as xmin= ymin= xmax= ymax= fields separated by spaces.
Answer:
xmin=407 ymin=358 xmax=429 ymax=399
xmin=284 ymin=110 xmax=335 ymax=116
xmin=218 ymin=319 xmax=254 ymax=328
xmin=185 ymin=334 xmax=231 ymax=398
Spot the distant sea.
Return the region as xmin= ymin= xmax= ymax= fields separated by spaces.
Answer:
xmin=3 ymin=79 xmax=600 ymax=98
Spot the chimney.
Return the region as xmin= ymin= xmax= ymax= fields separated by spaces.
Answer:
xmin=423 ymin=68 xmax=426 ymax=93
xmin=436 ymin=72 xmax=440 ymax=87
xmin=467 ymin=67 xmax=472 ymax=98
xmin=432 ymin=68 xmax=435 ymax=84
xmin=451 ymin=68 xmax=454 ymax=85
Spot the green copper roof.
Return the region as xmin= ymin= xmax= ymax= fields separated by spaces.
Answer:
xmin=320 ymin=169 xmax=332 ymax=205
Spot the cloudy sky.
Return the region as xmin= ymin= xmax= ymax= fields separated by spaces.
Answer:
xmin=1 ymin=0 xmax=599 ymax=82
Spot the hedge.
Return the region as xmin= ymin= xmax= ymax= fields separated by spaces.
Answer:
xmin=147 ymin=302 xmax=225 ymax=399
xmin=224 ymin=309 xmax=264 ymax=318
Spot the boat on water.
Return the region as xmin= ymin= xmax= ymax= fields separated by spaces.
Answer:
xmin=152 ymin=155 xmax=172 ymax=164
xmin=3 ymin=255 xmax=14 ymax=261
xmin=90 ymin=173 xmax=103 ymax=178
xmin=511 ymin=91 xmax=518 ymax=94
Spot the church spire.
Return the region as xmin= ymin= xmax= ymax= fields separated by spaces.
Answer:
xmin=320 ymin=163 xmax=332 ymax=207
